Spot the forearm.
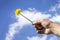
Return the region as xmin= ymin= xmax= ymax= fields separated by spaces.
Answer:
xmin=50 ymin=23 xmax=60 ymax=36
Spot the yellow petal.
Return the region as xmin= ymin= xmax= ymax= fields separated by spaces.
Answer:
xmin=15 ymin=8 xmax=21 ymax=16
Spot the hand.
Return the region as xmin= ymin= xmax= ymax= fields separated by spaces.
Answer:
xmin=33 ymin=19 xmax=52 ymax=34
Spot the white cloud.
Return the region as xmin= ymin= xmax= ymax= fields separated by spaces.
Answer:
xmin=57 ymin=4 xmax=60 ymax=9
xmin=49 ymin=36 xmax=57 ymax=40
xmin=48 ymin=1 xmax=60 ymax=23
xmin=49 ymin=6 xmax=57 ymax=12
xmin=27 ymin=35 xmax=47 ymax=40
xmin=50 ymin=14 xmax=60 ymax=23
xmin=27 ymin=35 xmax=57 ymax=40
xmin=5 ymin=22 xmax=20 ymax=40
xmin=48 ymin=3 xmax=60 ymax=12
xmin=5 ymin=8 xmax=60 ymax=40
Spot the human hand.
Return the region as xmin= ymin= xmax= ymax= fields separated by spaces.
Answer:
xmin=33 ymin=19 xmax=52 ymax=34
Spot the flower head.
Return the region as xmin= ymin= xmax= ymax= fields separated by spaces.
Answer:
xmin=15 ymin=8 xmax=21 ymax=16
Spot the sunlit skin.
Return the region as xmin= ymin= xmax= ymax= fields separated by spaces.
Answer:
xmin=33 ymin=19 xmax=60 ymax=36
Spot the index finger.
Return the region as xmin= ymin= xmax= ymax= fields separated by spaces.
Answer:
xmin=32 ymin=20 xmax=41 ymax=25
xmin=33 ymin=21 xmax=43 ymax=30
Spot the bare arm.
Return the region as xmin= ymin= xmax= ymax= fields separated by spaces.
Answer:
xmin=50 ymin=23 xmax=60 ymax=36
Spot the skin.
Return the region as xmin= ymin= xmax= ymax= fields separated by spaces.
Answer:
xmin=33 ymin=19 xmax=60 ymax=36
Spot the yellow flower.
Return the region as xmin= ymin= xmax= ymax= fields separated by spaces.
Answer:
xmin=15 ymin=8 xmax=21 ymax=16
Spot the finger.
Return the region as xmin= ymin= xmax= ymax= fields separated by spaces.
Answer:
xmin=32 ymin=20 xmax=41 ymax=25
xmin=34 ymin=24 xmax=42 ymax=30
xmin=33 ymin=21 xmax=41 ymax=30
xmin=34 ymin=24 xmax=39 ymax=30
xmin=33 ymin=21 xmax=41 ymax=29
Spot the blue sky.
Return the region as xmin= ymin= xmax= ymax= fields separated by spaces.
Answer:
xmin=0 ymin=0 xmax=60 ymax=40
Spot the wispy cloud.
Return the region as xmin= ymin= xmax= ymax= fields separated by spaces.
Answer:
xmin=50 ymin=14 xmax=60 ymax=23
xmin=49 ymin=36 xmax=57 ymax=40
xmin=27 ymin=35 xmax=57 ymax=40
xmin=48 ymin=2 xmax=60 ymax=23
xmin=49 ymin=5 xmax=57 ymax=12
xmin=27 ymin=35 xmax=47 ymax=40
xmin=48 ymin=3 xmax=60 ymax=12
